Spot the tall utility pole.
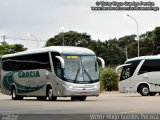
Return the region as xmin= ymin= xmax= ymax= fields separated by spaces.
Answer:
xmin=116 ymin=46 xmax=128 ymax=60
xmin=61 ymin=26 xmax=65 ymax=46
xmin=62 ymin=30 xmax=64 ymax=46
xmin=127 ymin=14 xmax=140 ymax=57
xmin=2 ymin=35 xmax=6 ymax=42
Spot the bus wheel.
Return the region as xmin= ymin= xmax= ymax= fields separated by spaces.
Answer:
xmin=47 ymin=88 xmax=57 ymax=101
xmin=11 ymin=87 xmax=23 ymax=100
xmin=79 ymin=96 xmax=86 ymax=101
xmin=139 ymin=85 xmax=150 ymax=96
xmin=149 ymin=92 xmax=157 ymax=96
xmin=37 ymin=96 xmax=47 ymax=101
xmin=71 ymin=96 xmax=86 ymax=101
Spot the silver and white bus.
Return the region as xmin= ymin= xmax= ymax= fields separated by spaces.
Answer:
xmin=0 ymin=46 xmax=105 ymax=101
xmin=117 ymin=55 xmax=160 ymax=96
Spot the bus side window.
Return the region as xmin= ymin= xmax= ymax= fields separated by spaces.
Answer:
xmin=2 ymin=53 xmax=51 ymax=71
xmin=138 ymin=60 xmax=160 ymax=75
xmin=121 ymin=67 xmax=130 ymax=79
xmin=55 ymin=61 xmax=62 ymax=79
xmin=120 ymin=60 xmax=140 ymax=81
xmin=52 ymin=55 xmax=63 ymax=79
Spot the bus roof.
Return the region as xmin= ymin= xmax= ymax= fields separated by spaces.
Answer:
xmin=126 ymin=55 xmax=160 ymax=62
xmin=2 ymin=46 xmax=95 ymax=58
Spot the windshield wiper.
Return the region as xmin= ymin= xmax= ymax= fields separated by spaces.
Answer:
xmin=74 ymin=68 xmax=80 ymax=82
xmin=83 ymin=67 xmax=93 ymax=83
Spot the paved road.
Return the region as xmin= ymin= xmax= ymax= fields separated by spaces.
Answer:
xmin=0 ymin=93 xmax=160 ymax=114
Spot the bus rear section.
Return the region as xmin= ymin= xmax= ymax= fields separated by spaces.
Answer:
xmin=117 ymin=56 xmax=160 ymax=96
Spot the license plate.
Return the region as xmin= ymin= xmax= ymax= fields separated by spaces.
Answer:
xmin=80 ymin=92 xmax=87 ymax=95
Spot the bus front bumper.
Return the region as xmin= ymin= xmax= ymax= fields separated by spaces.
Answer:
xmin=62 ymin=84 xmax=100 ymax=96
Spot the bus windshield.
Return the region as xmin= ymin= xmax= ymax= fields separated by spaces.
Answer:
xmin=64 ymin=56 xmax=99 ymax=83
xmin=120 ymin=60 xmax=140 ymax=81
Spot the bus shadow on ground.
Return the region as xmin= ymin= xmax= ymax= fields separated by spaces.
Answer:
xmin=121 ymin=94 xmax=160 ymax=97
xmin=4 ymin=98 xmax=97 ymax=102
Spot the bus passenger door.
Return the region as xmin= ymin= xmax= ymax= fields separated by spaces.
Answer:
xmin=52 ymin=56 xmax=64 ymax=96
xmin=120 ymin=66 xmax=135 ymax=92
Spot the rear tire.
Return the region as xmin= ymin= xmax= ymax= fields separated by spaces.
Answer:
xmin=37 ymin=96 xmax=47 ymax=101
xmin=139 ymin=85 xmax=150 ymax=96
xmin=11 ymin=87 xmax=23 ymax=100
xmin=47 ymin=88 xmax=57 ymax=101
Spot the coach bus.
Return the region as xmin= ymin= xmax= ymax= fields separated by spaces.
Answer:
xmin=117 ymin=55 xmax=160 ymax=96
xmin=0 ymin=46 xmax=105 ymax=101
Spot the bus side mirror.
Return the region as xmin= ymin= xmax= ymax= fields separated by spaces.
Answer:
xmin=116 ymin=64 xmax=131 ymax=73
xmin=97 ymin=57 xmax=105 ymax=68
xmin=116 ymin=65 xmax=123 ymax=72
xmin=55 ymin=56 xmax=65 ymax=68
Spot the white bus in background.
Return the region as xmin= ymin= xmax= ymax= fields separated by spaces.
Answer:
xmin=117 ymin=55 xmax=160 ymax=96
xmin=0 ymin=46 xmax=105 ymax=101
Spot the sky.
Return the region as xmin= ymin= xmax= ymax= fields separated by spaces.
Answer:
xmin=0 ymin=0 xmax=160 ymax=49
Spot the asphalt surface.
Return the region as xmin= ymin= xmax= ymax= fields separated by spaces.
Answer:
xmin=0 ymin=92 xmax=160 ymax=114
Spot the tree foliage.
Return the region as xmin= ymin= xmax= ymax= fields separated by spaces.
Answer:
xmin=153 ymin=27 xmax=160 ymax=54
xmin=46 ymin=31 xmax=91 ymax=47
xmin=46 ymin=26 xmax=160 ymax=66
xmin=100 ymin=67 xmax=119 ymax=91
xmin=0 ymin=42 xmax=27 ymax=55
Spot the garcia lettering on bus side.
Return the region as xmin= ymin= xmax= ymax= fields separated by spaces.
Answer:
xmin=18 ymin=71 xmax=40 ymax=78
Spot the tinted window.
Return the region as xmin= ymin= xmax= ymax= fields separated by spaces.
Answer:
xmin=138 ymin=60 xmax=160 ymax=74
xmin=2 ymin=53 xmax=51 ymax=71
xmin=120 ymin=60 xmax=140 ymax=81
xmin=51 ymin=52 xmax=63 ymax=79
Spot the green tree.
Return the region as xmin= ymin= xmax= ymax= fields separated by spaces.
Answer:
xmin=100 ymin=67 xmax=119 ymax=91
xmin=45 ymin=27 xmax=160 ymax=66
xmin=118 ymin=34 xmax=136 ymax=48
xmin=0 ymin=42 xmax=27 ymax=55
xmin=139 ymin=31 xmax=154 ymax=56
xmin=153 ymin=27 xmax=160 ymax=54
xmin=46 ymin=31 xmax=91 ymax=47
xmin=127 ymin=42 xmax=138 ymax=58
xmin=105 ymin=38 xmax=126 ymax=65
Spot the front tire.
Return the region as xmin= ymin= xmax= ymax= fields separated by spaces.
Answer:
xmin=139 ymin=85 xmax=150 ymax=96
xmin=11 ymin=87 xmax=23 ymax=100
xmin=47 ymin=88 xmax=57 ymax=101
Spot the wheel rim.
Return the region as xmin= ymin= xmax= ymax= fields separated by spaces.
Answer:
xmin=48 ymin=89 xmax=53 ymax=99
xmin=142 ymin=87 xmax=149 ymax=95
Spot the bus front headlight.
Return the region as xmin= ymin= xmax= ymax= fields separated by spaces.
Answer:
xmin=94 ymin=84 xmax=99 ymax=89
xmin=68 ymin=86 xmax=73 ymax=89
